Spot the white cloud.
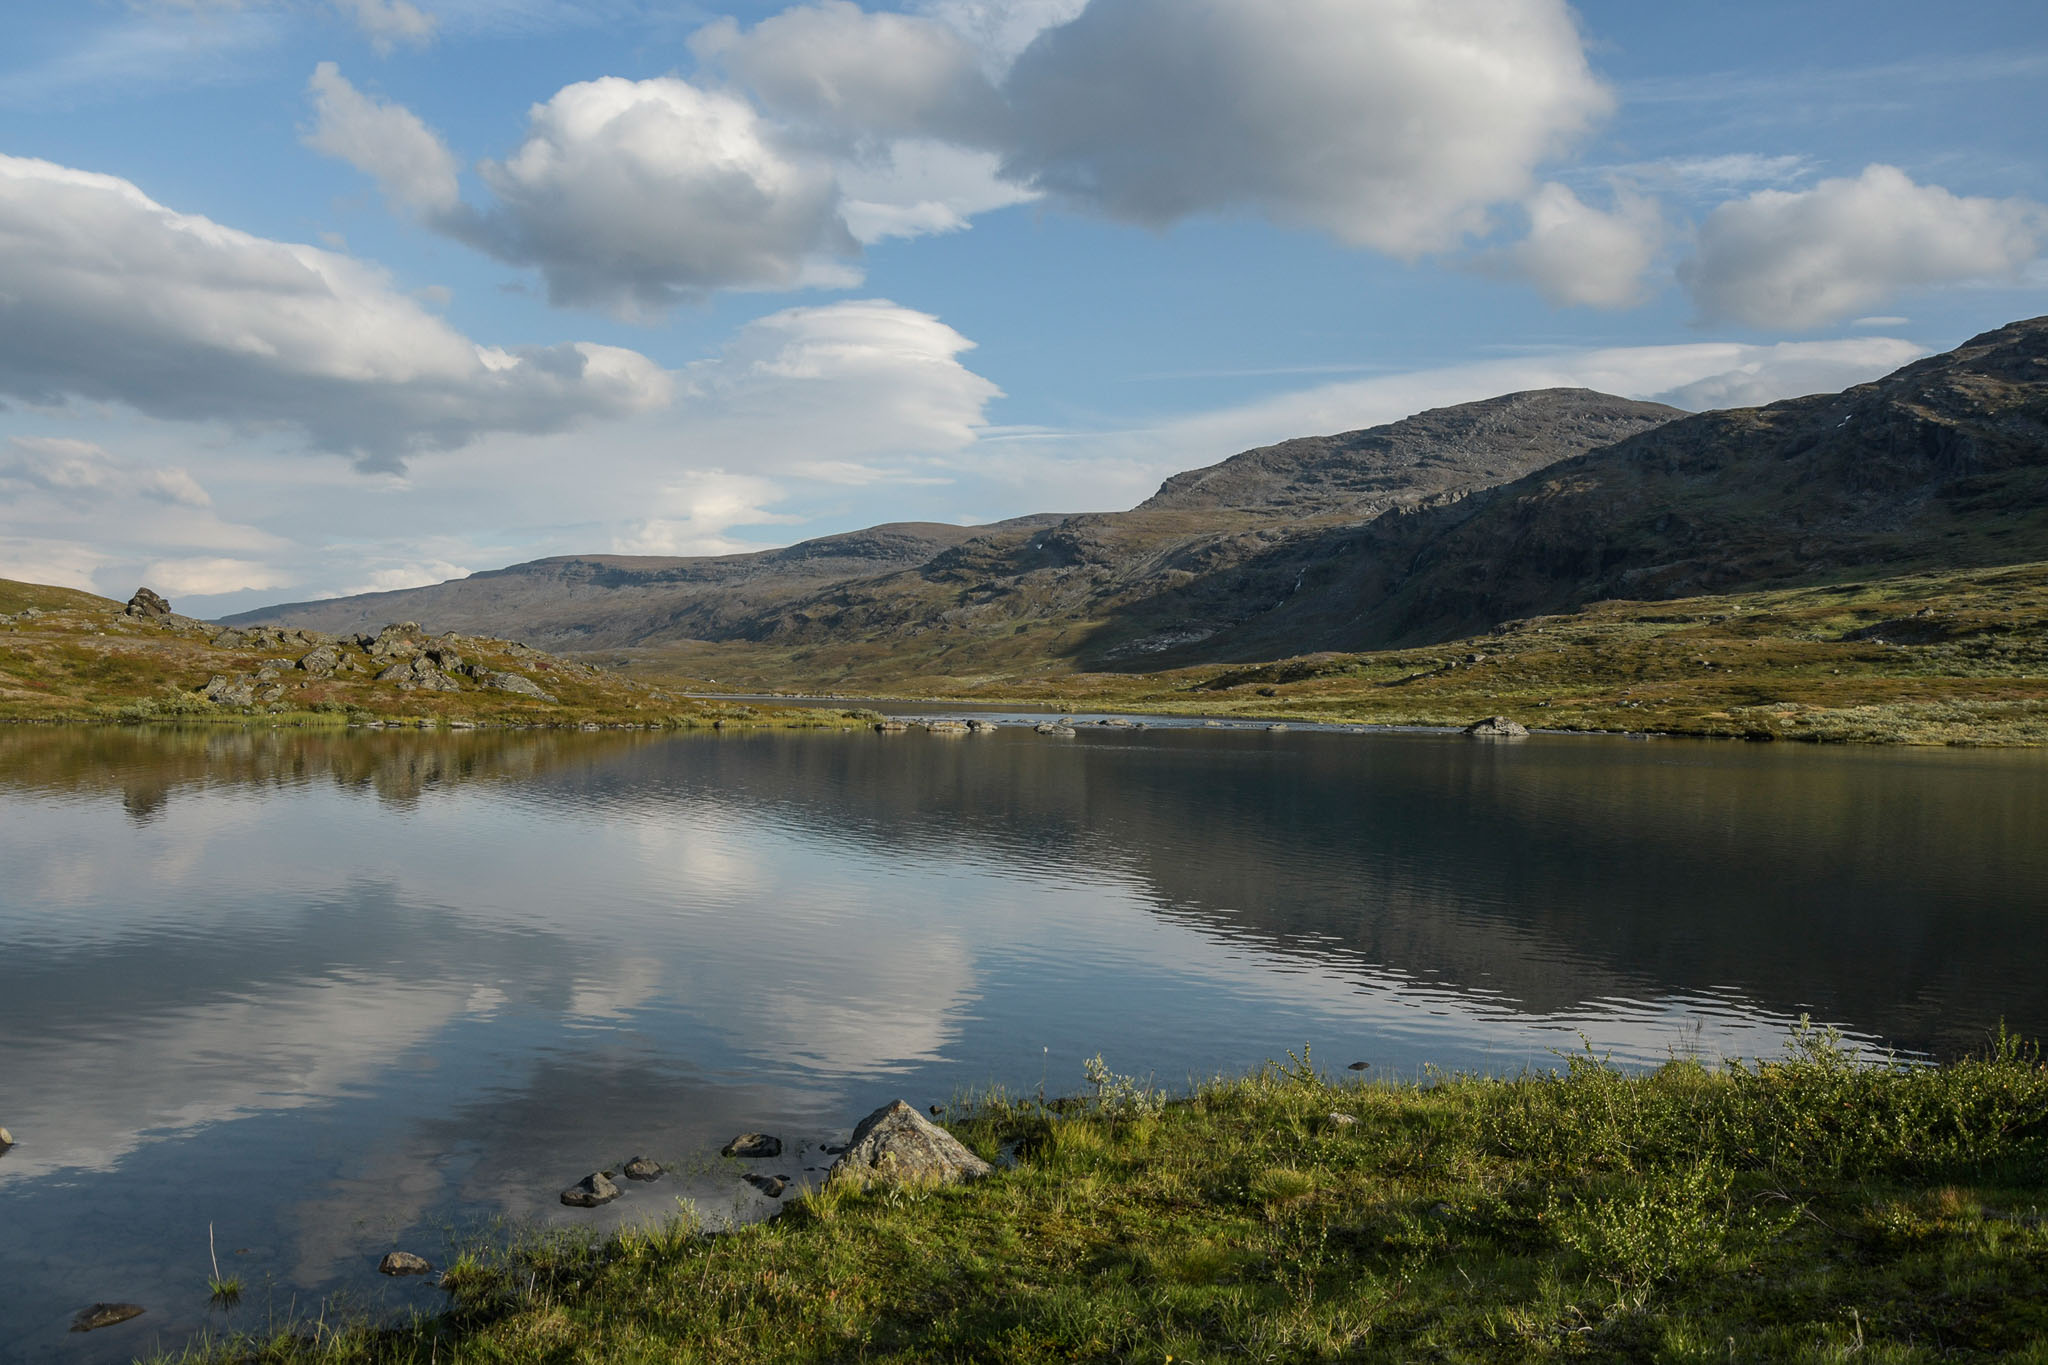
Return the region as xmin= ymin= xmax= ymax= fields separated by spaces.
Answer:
xmin=140 ymin=556 xmax=296 ymax=597
xmin=676 ymin=298 xmax=1002 ymax=462
xmin=1485 ymin=182 xmax=1664 ymax=309
xmin=331 ymin=0 xmax=437 ymax=52
xmin=612 ymin=471 xmax=803 ymax=555
xmin=342 ymin=559 xmax=474 ymax=595
xmin=0 ymin=153 xmax=672 ymax=471
xmin=693 ymin=1 xmax=1003 ymax=146
xmin=463 ymin=76 xmax=858 ymax=315
xmin=1606 ymin=153 xmax=1813 ymax=194
xmin=1682 ymin=165 xmax=2045 ymax=329
xmin=2 ymin=437 xmax=212 ymax=507
xmin=994 ymin=0 xmax=1611 ymax=255
xmin=837 ymin=141 xmax=1036 ymax=242
xmin=913 ymin=0 xmax=1090 ymax=71
xmin=304 ymin=63 xmax=461 ymax=215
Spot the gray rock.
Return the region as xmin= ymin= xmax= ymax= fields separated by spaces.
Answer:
xmin=123 ymin=588 xmax=171 ymax=621
xmin=923 ymin=720 xmax=970 ymax=734
xmin=873 ymin=720 xmax=910 ymax=733
xmin=622 ymin=1156 xmax=663 ymax=1181
xmin=378 ymin=1251 xmax=433 ymax=1276
xmin=1326 ymin=1112 xmax=1359 ymax=1127
xmin=744 ymin=1173 xmax=789 ymax=1198
xmin=70 ymin=1303 xmax=145 ymax=1333
xmin=1465 ymin=715 xmax=1529 ymax=738
xmin=1034 ymin=723 xmax=1077 ymax=736
xmin=722 ymin=1133 xmax=782 ymax=1159
xmin=1346 ymin=1061 xmax=1370 ymax=1071
xmin=828 ymin=1099 xmax=992 ymax=1189
xmin=298 ymin=645 xmax=344 ymax=678
xmin=965 ymin=719 xmax=996 ymax=733
xmin=560 ymin=1172 xmax=621 ymax=1207
xmin=201 ymin=675 xmax=257 ymax=707
xmin=1266 ymin=723 xmax=1290 ymax=732
xmin=482 ymin=670 xmax=553 ymax=701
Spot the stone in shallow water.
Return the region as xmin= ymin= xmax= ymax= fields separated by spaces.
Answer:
xmin=379 ymin=1251 xmax=432 ymax=1276
xmin=722 ymin=1133 xmax=781 ymax=1159
xmin=828 ymin=1099 xmax=992 ymax=1189
xmin=560 ymin=1172 xmax=620 ymax=1208
xmin=71 ymin=1303 xmax=145 ymax=1333
xmin=0 ymin=1126 xmax=14 ymax=1149
xmin=1465 ymin=715 xmax=1529 ymax=738
xmin=622 ymin=1156 xmax=663 ymax=1181
xmin=744 ymin=1173 xmax=789 ymax=1198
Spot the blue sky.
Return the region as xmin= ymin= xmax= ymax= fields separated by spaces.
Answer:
xmin=1 ymin=0 xmax=2044 ymax=615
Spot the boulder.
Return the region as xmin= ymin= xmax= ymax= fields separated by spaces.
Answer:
xmin=201 ymin=675 xmax=257 ymax=707
xmin=0 ymin=1125 xmax=13 ymax=1149
xmin=123 ymin=588 xmax=171 ymax=621
xmin=378 ymin=1251 xmax=432 ymax=1276
xmin=1465 ymin=715 xmax=1529 ymax=738
xmin=721 ymin=1133 xmax=782 ymax=1159
xmin=923 ymin=720 xmax=970 ymax=734
xmin=298 ymin=645 xmax=344 ymax=678
xmin=482 ymin=670 xmax=553 ymax=701
xmin=744 ymin=1173 xmax=789 ymax=1198
xmin=70 ymin=1304 xmax=145 ymax=1333
xmin=560 ymin=1172 xmax=621 ymax=1208
xmin=1034 ymin=723 xmax=1077 ymax=737
xmin=621 ymin=1156 xmax=663 ymax=1181
xmin=828 ymin=1099 xmax=992 ymax=1189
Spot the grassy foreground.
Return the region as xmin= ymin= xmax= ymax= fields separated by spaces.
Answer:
xmin=180 ymin=1033 xmax=2048 ymax=1363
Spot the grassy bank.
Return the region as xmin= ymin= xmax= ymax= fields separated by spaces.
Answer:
xmin=178 ymin=1032 xmax=2048 ymax=1363
xmin=606 ymin=562 xmax=2048 ymax=745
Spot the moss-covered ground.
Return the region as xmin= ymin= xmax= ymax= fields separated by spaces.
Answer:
xmin=171 ymin=1031 xmax=2048 ymax=1363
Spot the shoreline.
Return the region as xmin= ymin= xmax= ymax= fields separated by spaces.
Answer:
xmin=159 ymin=1035 xmax=2048 ymax=1363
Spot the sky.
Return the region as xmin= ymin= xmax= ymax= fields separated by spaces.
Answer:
xmin=1 ymin=0 xmax=2044 ymax=617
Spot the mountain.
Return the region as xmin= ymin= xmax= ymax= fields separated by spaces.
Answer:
xmin=231 ymin=318 xmax=2048 ymax=681
xmin=228 ymin=517 xmax=1067 ymax=648
xmin=1163 ymin=315 xmax=2048 ymax=658
xmin=232 ymin=389 xmax=1681 ymax=664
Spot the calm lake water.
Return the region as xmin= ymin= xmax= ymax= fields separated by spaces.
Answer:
xmin=2 ymin=721 xmax=2045 ymax=1360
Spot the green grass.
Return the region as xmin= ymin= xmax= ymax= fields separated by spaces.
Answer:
xmin=616 ymin=561 xmax=2048 ymax=746
xmin=165 ymin=1028 xmax=2048 ymax=1363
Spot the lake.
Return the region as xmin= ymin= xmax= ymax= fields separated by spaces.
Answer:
xmin=2 ymin=720 xmax=2044 ymax=1360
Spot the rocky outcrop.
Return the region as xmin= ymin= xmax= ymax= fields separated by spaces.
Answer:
xmin=1465 ymin=716 xmax=1529 ymax=738
xmin=123 ymin=588 xmax=171 ymax=621
xmin=828 ymin=1099 xmax=992 ymax=1188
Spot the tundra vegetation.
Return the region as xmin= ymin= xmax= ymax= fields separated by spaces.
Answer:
xmin=167 ymin=1029 xmax=2048 ymax=1363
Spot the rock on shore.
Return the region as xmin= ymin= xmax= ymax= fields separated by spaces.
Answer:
xmin=828 ymin=1099 xmax=992 ymax=1188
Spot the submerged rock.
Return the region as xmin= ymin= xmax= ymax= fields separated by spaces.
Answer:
xmin=828 ymin=1099 xmax=992 ymax=1189
xmin=1034 ymin=723 xmax=1077 ymax=737
xmin=560 ymin=1172 xmax=621 ymax=1208
xmin=1465 ymin=715 xmax=1529 ymax=738
xmin=378 ymin=1251 xmax=433 ymax=1276
xmin=744 ymin=1173 xmax=789 ymax=1198
xmin=622 ymin=1156 xmax=663 ymax=1181
xmin=71 ymin=1304 xmax=145 ymax=1333
xmin=722 ymin=1133 xmax=782 ymax=1159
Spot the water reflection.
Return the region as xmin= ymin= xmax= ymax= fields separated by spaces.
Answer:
xmin=1 ymin=724 xmax=2044 ymax=1360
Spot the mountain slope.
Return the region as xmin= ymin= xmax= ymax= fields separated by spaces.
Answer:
xmin=237 ymin=389 xmax=1678 ymax=667
xmin=1172 ymin=315 xmax=2048 ymax=659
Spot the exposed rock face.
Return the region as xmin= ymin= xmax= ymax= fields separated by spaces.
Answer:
xmin=71 ymin=1304 xmax=145 ymax=1333
xmin=722 ymin=1133 xmax=782 ymax=1159
xmin=482 ymin=670 xmax=553 ymax=700
xmin=123 ymin=588 xmax=171 ymax=621
xmin=828 ymin=1099 xmax=992 ymax=1188
xmin=560 ymin=1172 xmax=621 ymax=1207
xmin=378 ymin=1251 xmax=432 ymax=1276
xmin=1466 ymin=716 xmax=1529 ymax=738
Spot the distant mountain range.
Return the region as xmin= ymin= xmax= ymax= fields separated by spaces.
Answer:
xmin=233 ymin=317 xmax=2048 ymax=677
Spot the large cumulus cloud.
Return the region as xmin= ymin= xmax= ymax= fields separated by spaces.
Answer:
xmin=0 ymin=154 xmax=672 ymax=471
xmin=1682 ymin=165 xmax=2044 ymax=329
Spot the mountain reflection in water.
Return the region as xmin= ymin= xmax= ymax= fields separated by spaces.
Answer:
xmin=0 ymin=723 xmax=2043 ymax=1361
